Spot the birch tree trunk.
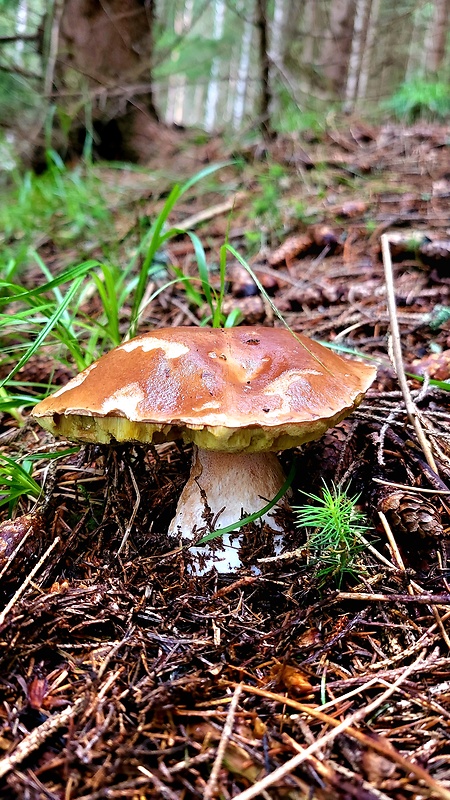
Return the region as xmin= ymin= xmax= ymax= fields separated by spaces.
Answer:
xmin=344 ymin=0 xmax=371 ymax=112
xmin=268 ymin=0 xmax=288 ymax=120
xmin=166 ymin=0 xmax=194 ymax=126
xmin=270 ymin=0 xmax=286 ymax=65
xmin=356 ymin=0 xmax=380 ymax=103
xmin=232 ymin=3 xmax=254 ymax=129
xmin=204 ymin=0 xmax=226 ymax=131
xmin=15 ymin=0 xmax=28 ymax=61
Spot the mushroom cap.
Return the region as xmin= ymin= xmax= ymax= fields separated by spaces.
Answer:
xmin=32 ymin=326 xmax=376 ymax=452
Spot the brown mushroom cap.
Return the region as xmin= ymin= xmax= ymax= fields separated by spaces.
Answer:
xmin=32 ymin=326 xmax=376 ymax=452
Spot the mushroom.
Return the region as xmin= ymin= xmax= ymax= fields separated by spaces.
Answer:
xmin=32 ymin=326 xmax=376 ymax=572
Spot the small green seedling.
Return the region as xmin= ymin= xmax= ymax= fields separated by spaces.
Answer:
xmin=294 ymin=482 xmax=369 ymax=585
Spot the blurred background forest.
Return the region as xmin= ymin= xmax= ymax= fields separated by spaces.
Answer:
xmin=0 ymin=0 xmax=449 ymax=170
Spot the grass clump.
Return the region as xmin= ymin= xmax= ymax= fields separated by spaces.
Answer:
xmin=294 ymin=482 xmax=369 ymax=586
xmin=0 ymin=152 xmax=111 ymax=270
xmin=384 ymin=78 xmax=450 ymax=122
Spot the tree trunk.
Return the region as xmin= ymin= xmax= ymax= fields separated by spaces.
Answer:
xmin=256 ymin=0 xmax=273 ymax=140
xmin=344 ymin=0 xmax=371 ymax=112
xmin=15 ymin=0 xmax=28 ymax=62
xmin=356 ymin=0 xmax=380 ymax=103
xmin=204 ymin=0 xmax=226 ymax=132
xmin=47 ymin=0 xmax=168 ymax=163
xmin=406 ymin=7 xmax=426 ymax=80
xmin=166 ymin=0 xmax=193 ymax=126
xmin=232 ymin=3 xmax=254 ymax=130
xmin=302 ymin=0 xmax=318 ymax=66
xmin=320 ymin=0 xmax=356 ymax=96
xmin=270 ymin=0 xmax=287 ymax=64
xmin=425 ymin=0 xmax=450 ymax=73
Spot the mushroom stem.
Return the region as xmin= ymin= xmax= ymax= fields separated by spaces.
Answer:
xmin=168 ymin=446 xmax=289 ymax=572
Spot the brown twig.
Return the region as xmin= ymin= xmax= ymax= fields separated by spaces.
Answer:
xmin=178 ymin=193 xmax=247 ymax=230
xmin=0 ymin=537 xmax=60 ymax=627
xmin=228 ymin=655 xmax=450 ymax=800
xmin=204 ymin=683 xmax=243 ymax=800
xmin=373 ymin=477 xmax=450 ymax=495
xmin=0 ymin=697 xmax=86 ymax=779
xmin=381 ymin=233 xmax=439 ymax=474
xmin=335 ymin=592 xmax=450 ymax=604
xmin=282 ymin=733 xmax=394 ymax=800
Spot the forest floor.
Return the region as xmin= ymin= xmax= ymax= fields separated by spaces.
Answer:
xmin=1 ymin=121 xmax=450 ymax=799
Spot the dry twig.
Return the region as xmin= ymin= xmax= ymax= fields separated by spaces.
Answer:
xmin=0 ymin=697 xmax=86 ymax=779
xmin=0 ymin=537 xmax=60 ymax=627
xmin=230 ymin=654 xmax=450 ymax=800
xmin=381 ymin=233 xmax=439 ymax=474
xmin=204 ymin=683 xmax=243 ymax=799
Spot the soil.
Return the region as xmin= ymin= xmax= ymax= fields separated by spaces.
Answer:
xmin=1 ymin=122 xmax=450 ymax=799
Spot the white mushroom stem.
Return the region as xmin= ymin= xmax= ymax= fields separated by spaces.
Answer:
xmin=168 ymin=446 xmax=289 ymax=572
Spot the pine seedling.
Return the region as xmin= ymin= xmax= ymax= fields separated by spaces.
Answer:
xmin=294 ymin=482 xmax=369 ymax=586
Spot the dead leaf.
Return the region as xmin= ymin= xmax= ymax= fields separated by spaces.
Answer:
xmin=412 ymin=350 xmax=450 ymax=381
xmin=268 ymin=234 xmax=313 ymax=266
xmin=270 ymin=663 xmax=313 ymax=695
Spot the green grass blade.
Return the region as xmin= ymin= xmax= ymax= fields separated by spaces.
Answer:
xmin=0 ymin=276 xmax=84 ymax=388
xmin=0 ymin=260 xmax=99 ymax=307
xmin=128 ymin=163 xmax=232 ymax=338
xmin=186 ymin=231 xmax=214 ymax=317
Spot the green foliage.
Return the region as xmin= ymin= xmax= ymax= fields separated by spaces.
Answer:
xmin=248 ymin=163 xmax=317 ymax=248
xmin=251 ymin=163 xmax=286 ymax=218
xmin=0 ymin=448 xmax=78 ymax=514
xmin=0 ymin=454 xmax=41 ymax=514
xmin=0 ymin=70 xmax=39 ymax=121
xmin=428 ymin=305 xmax=450 ymax=331
xmin=126 ymin=160 xmax=232 ymax=337
xmin=272 ymin=87 xmax=329 ymax=135
xmin=0 ymin=153 xmax=111 ymax=269
xmin=384 ymin=78 xmax=450 ymax=122
xmin=294 ymin=482 xmax=369 ymax=585
xmin=247 ymin=163 xmax=287 ymax=246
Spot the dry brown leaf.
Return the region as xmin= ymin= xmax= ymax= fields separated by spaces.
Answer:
xmin=269 ymin=663 xmax=313 ymax=695
xmin=268 ymin=234 xmax=313 ymax=266
xmin=0 ymin=513 xmax=43 ymax=567
xmin=412 ymin=350 xmax=450 ymax=381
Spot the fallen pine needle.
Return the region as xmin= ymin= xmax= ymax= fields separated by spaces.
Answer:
xmin=0 ymin=696 xmax=85 ymax=779
xmin=0 ymin=536 xmax=60 ymax=627
xmin=228 ymin=651 xmax=450 ymax=800
xmin=204 ymin=683 xmax=242 ymax=800
xmin=381 ymin=233 xmax=439 ymax=475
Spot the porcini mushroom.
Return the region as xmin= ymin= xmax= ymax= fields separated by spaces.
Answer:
xmin=32 ymin=326 xmax=376 ymax=572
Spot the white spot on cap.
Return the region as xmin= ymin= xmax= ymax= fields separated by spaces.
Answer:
xmin=264 ymin=369 xmax=322 ymax=415
xmin=100 ymin=382 xmax=145 ymax=418
xmin=121 ymin=338 xmax=189 ymax=359
xmin=195 ymin=400 xmax=221 ymax=412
